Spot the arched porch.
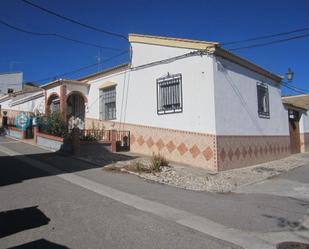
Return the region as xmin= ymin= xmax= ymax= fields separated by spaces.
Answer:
xmin=46 ymin=93 xmax=60 ymax=114
xmin=66 ymin=91 xmax=88 ymax=129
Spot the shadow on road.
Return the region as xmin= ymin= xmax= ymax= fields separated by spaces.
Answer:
xmin=262 ymin=214 xmax=308 ymax=231
xmin=6 ymin=239 xmax=70 ymax=249
xmin=0 ymin=143 xmax=136 ymax=187
xmin=0 ymin=206 xmax=50 ymax=238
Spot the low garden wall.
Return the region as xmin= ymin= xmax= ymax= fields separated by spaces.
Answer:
xmin=35 ymin=131 xmax=68 ymax=151
xmin=6 ymin=126 xmax=26 ymax=139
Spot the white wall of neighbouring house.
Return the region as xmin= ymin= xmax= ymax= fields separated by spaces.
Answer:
xmin=213 ymin=56 xmax=289 ymax=136
xmin=0 ymin=97 xmax=12 ymax=110
xmin=299 ymin=110 xmax=309 ymax=133
xmin=87 ymin=44 xmax=216 ymax=134
xmin=9 ymin=96 xmax=45 ymax=113
xmin=86 ymin=70 xmax=128 ymax=121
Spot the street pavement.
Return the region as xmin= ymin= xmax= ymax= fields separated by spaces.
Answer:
xmin=0 ymin=136 xmax=308 ymax=249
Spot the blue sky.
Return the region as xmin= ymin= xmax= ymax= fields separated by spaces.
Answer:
xmin=0 ymin=0 xmax=308 ymax=95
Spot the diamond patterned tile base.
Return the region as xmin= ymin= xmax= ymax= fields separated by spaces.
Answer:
xmin=85 ymin=118 xmax=217 ymax=171
xmin=85 ymin=118 xmax=292 ymax=172
xmin=217 ymin=135 xmax=291 ymax=171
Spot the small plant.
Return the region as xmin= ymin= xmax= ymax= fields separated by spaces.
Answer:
xmin=150 ymin=153 xmax=169 ymax=173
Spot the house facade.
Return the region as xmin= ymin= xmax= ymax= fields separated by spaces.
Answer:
xmin=282 ymin=94 xmax=309 ymax=154
xmin=82 ymin=34 xmax=293 ymax=171
xmin=0 ymin=87 xmax=44 ymax=123
xmin=0 ymin=72 xmax=23 ymax=96
xmin=1 ymin=34 xmax=309 ymax=172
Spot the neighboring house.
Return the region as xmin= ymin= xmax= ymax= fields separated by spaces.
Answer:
xmin=0 ymin=72 xmax=23 ymax=95
xmin=0 ymin=87 xmax=45 ymax=120
xmin=1 ymin=34 xmax=309 ymax=172
xmin=282 ymin=94 xmax=309 ymax=153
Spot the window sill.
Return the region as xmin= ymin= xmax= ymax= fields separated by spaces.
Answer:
xmin=258 ymin=112 xmax=270 ymax=119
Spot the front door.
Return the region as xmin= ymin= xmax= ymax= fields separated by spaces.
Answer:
xmin=288 ymin=109 xmax=301 ymax=154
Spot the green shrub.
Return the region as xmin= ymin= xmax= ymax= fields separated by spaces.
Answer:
xmin=37 ymin=112 xmax=68 ymax=138
xmin=150 ymin=154 xmax=169 ymax=173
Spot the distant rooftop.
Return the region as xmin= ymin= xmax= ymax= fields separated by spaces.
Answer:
xmin=78 ymin=63 xmax=130 ymax=82
xmin=0 ymin=71 xmax=22 ymax=75
xmin=282 ymin=94 xmax=309 ymax=110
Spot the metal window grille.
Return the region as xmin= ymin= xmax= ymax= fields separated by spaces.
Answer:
xmin=257 ymin=82 xmax=270 ymax=118
xmin=100 ymin=86 xmax=116 ymax=120
xmin=156 ymin=73 xmax=183 ymax=115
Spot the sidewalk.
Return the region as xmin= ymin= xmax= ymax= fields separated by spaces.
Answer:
xmin=93 ymin=149 xmax=309 ymax=192
xmin=1 ymin=135 xmax=309 ymax=248
xmin=5 ymin=132 xmax=309 ymax=193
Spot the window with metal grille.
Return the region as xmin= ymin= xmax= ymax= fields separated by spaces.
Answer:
xmin=257 ymin=82 xmax=270 ymax=118
xmin=100 ymin=86 xmax=116 ymax=120
xmin=157 ymin=73 xmax=183 ymax=115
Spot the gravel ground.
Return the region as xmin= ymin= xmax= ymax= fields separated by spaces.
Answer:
xmin=104 ymin=153 xmax=309 ymax=192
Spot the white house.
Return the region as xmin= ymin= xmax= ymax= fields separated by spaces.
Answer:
xmin=0 ymin=72 xmax=23 ymax=96
xmin=0 ymin=87 xmax=44 ymax=122
xmin=1 ymin=34 xmax=309 ymax=172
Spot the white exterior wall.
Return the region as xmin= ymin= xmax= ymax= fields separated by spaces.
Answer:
xmin=66 ymin=84 xmax=89 ymax=98
xmin=87 ymin=43 xmax=216 ymax=134
xmin=86 ymin=71 xmax=128 ymax=121
xmin=0 ymin=98 xmax=12 ymax=110
xmin=131 ymin=43 xmax=195 ymax=67
xmin=46 ymin=85 xmax=61 ymax=99
xmin=0 ymin=72 xmax=23 ymax=95
xmin=9 ymin=96 xmax=45 ymax=113
xmin=300 ymin=111 xmax=309 ymax=133
xmin=0 ymin=93 xmax=44 ymax=114
xmin=213 ymin=57 xmax=289 ymax=136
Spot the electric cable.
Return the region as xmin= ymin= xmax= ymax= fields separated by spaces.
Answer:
xmin=21 ymin=0 xmax=128 ymax=41
xmin=222 ymin=26 xmax=309 ymax=46
xmin=228 ymin=33 xmax=309 ymax=51
xmin=31 ymin=50 xmax=128 ymax=83
xmin=0 ymin=19 xmax=125 ymax=51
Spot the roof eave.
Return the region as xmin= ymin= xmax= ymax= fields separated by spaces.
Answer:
xmin=41 ymin=79 xmax=89 ymax=89
xmin=10 ymin=92 xmax=44 ymax=107
xmin=213 ymin=47 xmax=282 ymax=83
xmin=129 ymin=33 xmax=219 ymax=50
xmin=78 ymin=63 xmax=130 ymax=82
xmin=282 ymin=102 xmax=308 ymax=111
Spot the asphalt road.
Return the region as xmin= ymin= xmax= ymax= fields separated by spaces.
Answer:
xmin=0 ymin=136 xmax=308 ymax=249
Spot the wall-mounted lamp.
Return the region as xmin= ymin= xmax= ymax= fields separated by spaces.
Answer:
xmin=286 ymin=68 xmax=294 ymax=82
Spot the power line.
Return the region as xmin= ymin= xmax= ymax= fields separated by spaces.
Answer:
xmin=228 ymin=33 xmax=309 ymax=51
xmin=281 ymin=84 xmax=306 ymax=95
xmin=21 ymin=0 xmax=128 ymax=41
xmin=222 ymin=26 xmax=309 ymax=46
xmin=281 ymin=82 xmax=309 ymax=94
xmin=282 ymin=81 xmax=309 ymax=93
xmin=31 ymin=50 xmax=128 ymax=83
xmin=0 ymin=19 xmax=125 ymax=51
